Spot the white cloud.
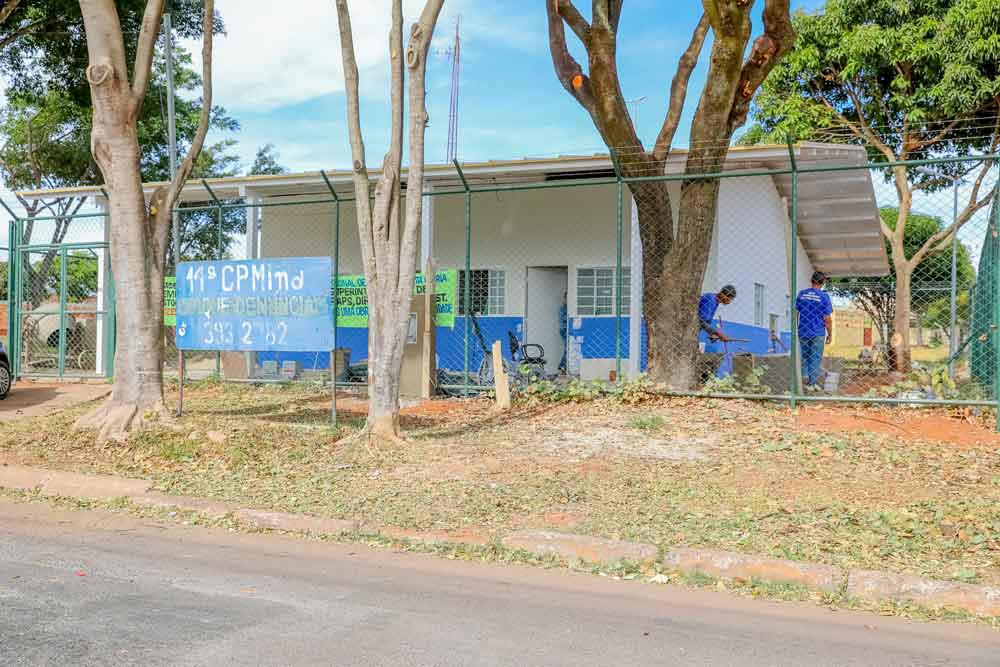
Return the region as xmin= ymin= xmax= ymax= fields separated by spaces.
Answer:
xmin=182 ymin=0 xmax=477 ymax=113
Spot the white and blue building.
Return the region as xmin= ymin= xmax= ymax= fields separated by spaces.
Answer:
xmin=19 ymin=142 xmax=890 ymax=381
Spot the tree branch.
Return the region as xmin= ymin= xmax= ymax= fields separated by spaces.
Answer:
xmin=652 ymin=13 xmax=708 ymax=162
xmin=545 ymin=0 xmax=596 ymax=116
xmin=130 ymin=0 xmax=166 ymax=120
xmin=557 ymin=0 xmax=590 ymax=45
xmin=727 ymin=0 xmax=796 ymax=132
xmin=398 ymin=0 xmax=444 ymax=299
xmin=912 ymin=111 xmax=1000 ymax=262
xmin=164 ymin=0 xmax=213 ymax=209
xmin=0 ymin=0 xmax=23 ymax=26
xmin=334 ymin=0 xmax=376 ymax=283
xmin=0 ymin=16 xmax=57 ymax=53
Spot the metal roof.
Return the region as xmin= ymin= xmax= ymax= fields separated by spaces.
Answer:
xmin=16 ymin=142 xmax=890 ymax=277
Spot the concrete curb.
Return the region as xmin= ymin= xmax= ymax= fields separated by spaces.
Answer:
xmin=663 ymin=547 xmax=844 ymax=594
xmin=847 ymin=569 xmax=1000 ymax=618
xmin=2 ymin=463 xmax=999 ymax=619
xmin=503 ymin=530 xmax=658 ymax=564
xmin=0 ymin=464 xmax=151 ymax=500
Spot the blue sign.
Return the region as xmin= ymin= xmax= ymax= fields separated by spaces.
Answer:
xmin=175 ymin=258 xmax=334 ymax=352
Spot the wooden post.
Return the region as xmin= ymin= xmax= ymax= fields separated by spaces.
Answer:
xmin=492 ymin=340 xmax=511 ymax=411
xmin=421 ymin=260 xmax=436 ymax=399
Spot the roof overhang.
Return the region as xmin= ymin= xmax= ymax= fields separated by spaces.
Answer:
xmin=16 ymin=142 xmax=890 ymax=277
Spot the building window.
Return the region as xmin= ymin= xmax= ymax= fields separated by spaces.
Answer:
xmin=754 ymin=283 xmax=766 ymax=327
xmin=577 ymin=267 xmax=630 ymax=316
xmin=459 ymin=269 xmax=505 ymax=315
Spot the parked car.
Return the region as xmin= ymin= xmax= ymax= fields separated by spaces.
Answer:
xmin=0 ymin=342 xmax=10 ymax=400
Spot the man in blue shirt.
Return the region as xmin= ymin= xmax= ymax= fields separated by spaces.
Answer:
xmin=698 ymin=285 xmax=737 ymax=344
xmin=796 ymin=271 xmax=834 ymax=389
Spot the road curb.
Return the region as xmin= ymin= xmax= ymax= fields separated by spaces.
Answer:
xmin=847 ymin=569 xmax=1000 ymax=617
xmin=663 ymin=547 xmax=845 ymax=594
xmin=502 ymin=530 xmax=658 ymax=564
xmin=0 ymin=464 xmax=151 ymax=500
xmin=2 ymin=463 xmax=999 ymax=619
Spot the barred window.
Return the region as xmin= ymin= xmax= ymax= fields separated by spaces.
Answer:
xmin=754 ymin=283 xmax=766 ymax=327
xmin=459 ymin=269 xmax=505 ymax=315
xmin=577 ymin=267 xmax=630 ymax=316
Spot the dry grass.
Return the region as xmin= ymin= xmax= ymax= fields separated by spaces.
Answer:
xmin=2 ymin=378 xmax=999 ymax=587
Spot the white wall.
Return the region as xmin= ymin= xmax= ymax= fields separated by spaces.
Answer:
xmin=256 ymin=177 xmax=812 ymax=333
xmin=714 ymin=176 xmax=812 ymax=332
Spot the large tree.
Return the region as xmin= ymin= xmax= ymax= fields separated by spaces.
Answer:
xmin=0 ymin=47 xmax=241 ymax=300
xmin=334 ymin=0 xmax=443 ymax=442
xmin=73 ymin=0 xmax=215 ymax=442
xmin=545 ymin=1 xmax=796 ymax=388
xmin=830 ymin=207 xmax=975 ymax=356
xmin=742 ymin=0 xmax=1000 ymax=371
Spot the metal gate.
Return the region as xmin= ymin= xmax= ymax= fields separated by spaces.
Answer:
xmin=9 ymin=233 xmax=113 ymax=380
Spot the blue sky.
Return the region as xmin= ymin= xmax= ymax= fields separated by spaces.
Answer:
xmin=190 ymin=0 xmax=827 ymax=174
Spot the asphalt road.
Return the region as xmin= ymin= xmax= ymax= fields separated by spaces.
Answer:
xmin=1 ymin=498 xmax=998 ymax=666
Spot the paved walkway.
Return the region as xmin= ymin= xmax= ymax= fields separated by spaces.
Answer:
xmin=0 ymin=382 xmax=109 ymax=421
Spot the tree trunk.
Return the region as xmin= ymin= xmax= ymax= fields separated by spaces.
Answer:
xmin=635 ymin=178 xmax=722 ymax=388
xmin=334 ymin=0 xmax=443 ymax=443
xmin=75 ymin=124 xmax=168 ymax=440
xmin=892 ymin=262 xmax=913 ymax=372
xmin=74 ymin=0 xmax=214 ymax=442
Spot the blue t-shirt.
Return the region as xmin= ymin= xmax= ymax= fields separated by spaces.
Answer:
xmin=698 ymin=293 xmax=719 ymax=324
xmin=796 ymin=287 xmax=833 ymax=338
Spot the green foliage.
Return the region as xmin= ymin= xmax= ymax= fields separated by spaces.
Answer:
xmin=702 ymin=365 xmax=772 ymax=395
xmin=250 ymin=144 xmax=289 ymax=176
xmin=609 ymin=374 xmax=660 ymax=404
xmin=47 ymin=251 xmax=100 ymax=303
xmin=523 ymin=378 xmax=606 ymax=403
xmin=863 ymin=362 xmax=987 ymax=399
xmin=627 ymin=415 xmax=666 ymax=431
xmin=0 ymin=1 xmax=218 ymax=107
xmin=829 ymin=207 xmax=977 ymax=335
xmin=742 ymin=0 xmax=1000 ymax=159
xmin=522 ymin=374 xmax=661 ymax=405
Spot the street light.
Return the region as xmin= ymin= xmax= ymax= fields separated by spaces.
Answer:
xmin=915 ymin=166 xmax=964 ymax=376
xmin=626 ymin=96 xmax=648 ymax=132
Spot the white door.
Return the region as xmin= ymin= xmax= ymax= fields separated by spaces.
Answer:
xmin=525 ymin=267 xmax=568 ymax=375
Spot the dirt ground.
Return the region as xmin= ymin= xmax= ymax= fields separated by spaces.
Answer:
xmin=2 ymin=382 xmax=999 ymax=587
xmin=796 ymin=406 xmax=1000 ymax=447
xmin=0 ymin=382 xmax=110 ymax=421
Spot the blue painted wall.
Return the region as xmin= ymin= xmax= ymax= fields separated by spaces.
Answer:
xmin=255 ymin=315 xmax=790 ymax=378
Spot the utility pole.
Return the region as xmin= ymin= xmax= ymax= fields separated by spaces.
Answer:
xmin=164 ymin=9 xmax=179 ymax=268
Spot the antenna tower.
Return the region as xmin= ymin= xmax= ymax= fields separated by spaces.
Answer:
xmin=446 ymin=16 xmax=461 ymax=162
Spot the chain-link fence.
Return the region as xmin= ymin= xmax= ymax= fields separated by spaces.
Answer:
xmin=7 ymin=210 xmax=109 ymax=379
xmin=7 ymin=149 xmax=1000 ymax=418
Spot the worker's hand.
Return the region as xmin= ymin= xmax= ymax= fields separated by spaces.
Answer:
xmin=718 ymin=333 xmax=733 ymax=343
xmin=826 ymin=334 xmax=833 ymax=345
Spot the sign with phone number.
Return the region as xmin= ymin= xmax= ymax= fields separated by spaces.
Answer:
xmin=174 ymin=258 xmax=334 ymax=352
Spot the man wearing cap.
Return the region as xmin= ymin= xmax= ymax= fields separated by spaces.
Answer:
xmin=698 ymin=285 xmax=737 ymax=344
xmin=796 ymin=271 xmax=834 ymax=389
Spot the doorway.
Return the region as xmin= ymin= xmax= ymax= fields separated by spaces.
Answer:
xmin=525 ymin=267 xmax=568 ymax=375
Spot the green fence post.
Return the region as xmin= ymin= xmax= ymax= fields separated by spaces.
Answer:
xmin=9 ymin=219 xmax=19 ymax=379
xmin=57 ymin=246 xmax=67 ymax=378
xmin=454 ymin=160 xmax=472 ymax=397
xmin=787 ymin=135 xmax=800 ymax=409
xmin=992 ymin=168 xmax=1000 ymax=432
xmin=202 ymin=180 xmax=223 ymax=379
xmin=321 ymin=170 xmax=340 ymax=426
xmin=612 ymin=151 xmax=624 ymax=382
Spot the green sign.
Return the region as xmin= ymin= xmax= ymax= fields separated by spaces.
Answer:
xmin=335 ymin=268 xmax=457 ymax=329
xmin=164 ymin=276 xmax=176 ymax=326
